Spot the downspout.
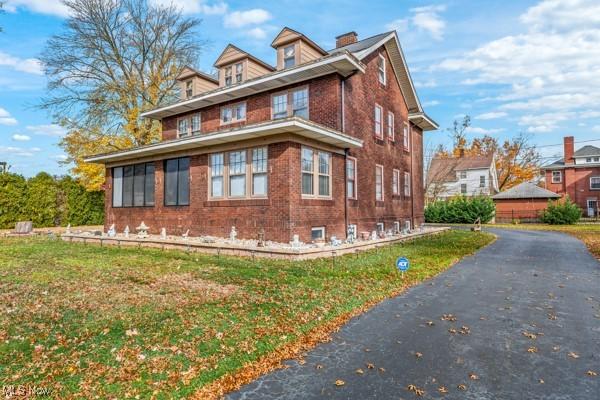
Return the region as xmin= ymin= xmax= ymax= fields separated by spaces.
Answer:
xmin=341 ymin=78 xmax=349 ymax=237
xmin=410 ymin=123 xmax=415 ymax=228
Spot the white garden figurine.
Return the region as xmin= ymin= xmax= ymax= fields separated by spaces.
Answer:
xmin=107 ymin=224 xmax=116 ymax=237
xmin=136 ymin=222 xmax=149 ymax=238
xmin=124 ymin=225 xmax=130 ymax=238
xmin=160 ymin=228 xmax=167 ymax=239
xmin=230 ymin=226 xmax=237 ymax=241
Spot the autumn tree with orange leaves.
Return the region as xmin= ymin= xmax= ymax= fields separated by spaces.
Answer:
xmin=434 ymin=116 xmax=541 ymax=191
xmin=39 ymin=0 xmax=203 ymax=190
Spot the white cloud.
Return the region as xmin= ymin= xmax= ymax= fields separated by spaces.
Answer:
xmin=0 ymin=145 xmax=41 ymax=157
xmin=422 ymin=100 xmax=440 ymax=107
xmin=436 ymin=0 xmax=600 ymax=133
xmin=4 ymin=0 xmax=70 ymax=17
xmin=0 ymin=51 xmax=43 ymax=75
xmin=414 ymin=79 xmax=437 ymax=88
xmin=475 ymin=111 xmax=508 ymax=120
xmin=0 ymin=107 xmax=18 ymax=126
xmin=592 ymin=125 xmax=600 ymax=132
xmin=246 ymin=27 xmax=268 ymax=40
xmin=26 ymin=124 xmax=67 ymax=137
xmin=385 ymin=18 xmax=409 ymax=33
xmin=51 ymin=154 xmax=69 ymax=161
xmin=12 ymin=134 xmax=30 ymax=141
xmin=149 ymin=0 xmax=227 ymax=15
xmin=223 ymin=9 xmax=271 ymax=28
xmin=465 ymin=126 xmax=504 ymax=135
xmin=410 ymin=4 xmax=446 ymax=40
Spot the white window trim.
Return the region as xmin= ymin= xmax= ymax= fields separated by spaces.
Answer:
xmin=378 ymin=53 xmax=386 ymax=85
xmin=185 ymin=80 xmax=193 ymax=99
xmin=374 ymin=104 xmax=383 ymax=139
xmin=387 ymin=111 xmax=395 ymax=141
xmin=591 ymin=176 xmax=600 ymax=190
xmin=311 ymin=226 xmax=325 ymax=241
xmin=552 ymin=170 xmax=562 ymax=183
xmin=404 ymin=171 xmax=411 ymax=197
xmin=271 ymin=86 xmax=309 ymax=120
xmin=480 ymin=175 xmax=486 ymax=188
xmin=375 ymin=164 xmax=384 ymax=201
xmin=283 ymin=43 xmax=297 ymax=69
xmin=403 ymin=121 xmax=410 ymax=151
xmin=220 ymin=101 xmax=247 ymax=125
xmin=208 ymin=146 xmax=268 ymax=200
xmin=301 ymin=146 xmax=332 ymax=199
xmin=392 ymin=168 xmax=400 ymax=195
xmin=376 ymin=222 xmax=384 ymax=232
xmin=346 ymin=156 xmax=357 ymax=200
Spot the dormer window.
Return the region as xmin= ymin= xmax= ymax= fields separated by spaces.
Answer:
xmin=284 ymin=45 xmax=296 ymax=68
xmin=185 ymin=80 xmax=193 ymax=99
xmin=235 ymin=62 xmax=244 ymax=83
xmin=224 ymin=66 xmax=232 ymax=86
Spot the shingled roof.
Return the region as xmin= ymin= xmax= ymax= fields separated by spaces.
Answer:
xmin=492 ymin=182 xmax=560 ymax=200
xmin=427 ymin=155 xmax=494 ymax=184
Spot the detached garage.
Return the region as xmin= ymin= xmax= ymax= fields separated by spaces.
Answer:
xmin=492 ymin=182 xmax=561 ymax=223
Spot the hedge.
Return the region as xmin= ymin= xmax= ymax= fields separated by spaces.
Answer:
xmin=425 ymin=196 xmax=495 ymax=224
xmin=0 ymin=172 xmax=104 ymax=229
xmin=540 ymin=197 xmax=582 ymax=225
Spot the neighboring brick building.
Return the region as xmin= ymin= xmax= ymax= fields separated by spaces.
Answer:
xmin=86 ymin=28 xmax=438 ymax=242
xmin=543 ymin=136 xmax=600 ymax=217
xmin=492 ymin=182 xmax=560 ymax=222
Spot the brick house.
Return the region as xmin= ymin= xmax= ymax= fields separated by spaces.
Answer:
xmin=85 ymin=28 xmax=438 ymax=242
xmin=543 ymin=136 xmax=600 ymax=217
xmin=492 ymin=182 xmax=560 ymax=222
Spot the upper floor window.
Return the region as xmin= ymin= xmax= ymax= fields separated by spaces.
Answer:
xmin=387 ymin=112 xmax=395 ymax=141
xmin=224 ymin=66 xmax=232 ymax=86
xmin=480 ymin=175 xmax=486 ymax=187
xmin=112 ymin=162 xmax=155 ymax=208
xmin=209 ymin=147 xmax=268 ymax=199
xmin=378 ymin=54 xmax=386 ymax=85
xmin=403 ymin=122 xmax=410 ymax=150
xmin=272 ymin=87 xmax=309 ymax=120
xmin=164 ymin=157 xmax=190 ymax=206
xmin=177 ymin=113 xmax=201 ymax=137
xmin=375 ymin=164 xmax=384 ymax=201
xmin=346 ymin=157 xmax=357 ymax=199
xmin=235 ymin=62 xmax=244 ymax=83
xmin=221 ymin=102 xmax=246 ymax=124
xmin=404 ymin=172 xmax=411 ymax=196
xmin=591 ymin=176 xmax=600 ymax=190
xmin=185 ymin=80 xmax=193 ymax=99
xmin=552 ymin=171 xmax=562 ymax=183
xmin=393 ymin=169 xmax=400 ymax=195
xmin=284 ymin=44 xmax=296 ymax=68
xmin=374 ymin=105 xmax=383 ymax=139
xmin=301 ymin=146 xmax=331 ymax=197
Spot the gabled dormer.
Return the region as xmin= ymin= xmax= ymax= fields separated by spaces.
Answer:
xmin=176 ymin=66 xmax=219 ymax=100
xmin=271 ymin=27 xmax=328 ymax=70
xmin=214 ymin=44 xmax=275 ymax=87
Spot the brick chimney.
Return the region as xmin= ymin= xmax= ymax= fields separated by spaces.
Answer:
xmin=336 ymin=31 xmax=358 ymax=48
xmin=564 ymin=136 xmax=574 ymax=165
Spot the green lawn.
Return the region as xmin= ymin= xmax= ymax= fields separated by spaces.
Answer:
xmin=0 ymin=230 xmax=493 ymax=399
xmin=490 ymin=223 xmax=600 ymax=258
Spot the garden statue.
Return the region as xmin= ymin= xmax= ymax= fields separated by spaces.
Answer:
xmin=160 ymin=228 xmax=167 ymax=239
xmin=107 ymin=224 xmax=116 ymax=237
xmin=136 ymin=222 xmax=149 ymax=238
xmin=230 ymin=226 xmax=237 ymax=241
xmin=124 ymin=225 xmax=130 ymax=238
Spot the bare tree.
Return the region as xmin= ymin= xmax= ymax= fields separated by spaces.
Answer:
xmin=39 ymin=0 xmax=203 ymax=189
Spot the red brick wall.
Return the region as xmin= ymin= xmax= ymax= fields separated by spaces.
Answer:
xmin=343 ymin=48 xmax=424 ymax=233
xmin=545 ymin=167 xmax=600 ymax=211
xmin=161 ymin=74 xmax=342 ymax=141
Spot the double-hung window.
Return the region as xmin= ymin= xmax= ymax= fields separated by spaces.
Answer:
xmin=346 ymin=157 xmax=357 ymax=199
xmin=393 ymin=169 xmax=400 ymax=195
xmin=403 ymin=122 xmax=410 ymax=150
xmin=387 ymin=112 xmax=395 ymax=141
xmin=375 ymin=165 xmax=384 ymax=201
xmin=177 ymin=118 xmax=189 ymax=137
xmin=185 ymin=80 xmax=193 ymax=99
xmin=164 ymin=157 xmax=190 ymax=206
xmin=178 ymin=113 xmax=201 ymax=137
xmin=221 ymin=102 xmax=246 ymax=124
xmin=374 ymin=105 xmax=383 ymax=139
xmin=591 ymin=176 xmax=600 ymax=190
xmin=480 ymin=175 xmax=486 ymax=188
xmin=301 ymin=146 xmax=331 ymax=197
xmin=235 ymin=62 xmax=243 ymax=83
xmin=209 ymin=147 xmax=268 ymax=199
xmin=112 ymin=162 xmax=155 ymax=208
xmin=224 ymin=66 xmax=232 ymax=86
xmin=272 ymin=87 xmax=309 ymax=120
xmin=378 ymin=54 xmax=386 ymax=85
xmin=404 ymin=172 xmax=411 ymax=197
xmin=552 ymin=171 xmax=562 ymax=183
xmin=284 ymin=44 xmax=296 ymax=68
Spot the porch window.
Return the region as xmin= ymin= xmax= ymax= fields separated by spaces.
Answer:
xmin=375 ymin=164 xmax=384 ymax=201
xmin=301 ymin=147 xmax=314 ymax=195
xmin=318 ymin=152 xmax=331 ymax=196
xmin=552 ymin=171 xmax=562 ymax=183
xmin=252 ymin=147 xmax=268 ymax=196
xmin=229 ymin=150 xmax=246 ymax=197
xmin=112 ymin=162 xmax=155 ymax=208
xmin=301 ymin=146 xmax=331 ymax=197
xmin=404 ymin=172 xmax=411 ymax=196
xmin=209 ymin=147 xmax=268 ymax=199
xmin=210 ymin=153 xmax=224 ymax=197
xmin=164 ymin=157 xmax=190 ymax=206
xmin=346 ymin=157 xmax=357 ymax=199
xmin=591 ymin=176 xmax=600 ymax=190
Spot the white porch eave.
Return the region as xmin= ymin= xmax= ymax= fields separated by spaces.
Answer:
xmin=84 ymin=118 xmax=363 ymax=164
xmin=141 ymin=53 xmax=365 ymax=120
xmin=408 ymin=112 xmax=439 ymax=131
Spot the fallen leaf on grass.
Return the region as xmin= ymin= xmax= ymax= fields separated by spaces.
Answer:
xmin=438 ymin=386 xmax=448 ymax=394
xmin=414 ymin=352 xmax=423 ymax=358
xmin=335 ymin=379 xmax=345 ymax=386
xmin=469 ymin=373 xmax=479 ymax=380
xmin=552 ymin=346 xmax=560 ymax=352
xmin=448 ymin=328 xmax=457 ymax=334
xmin=587 ymin=370 xmax=597 ymax=377
xmin=568 ymin=352 xmax=580 ymax=359
xmin=441 ymin=314 xmax=457 ymax=322
xmin=523 ymin=331 xmax=537 ymax=340
xmin=355 ymin=369 xmax=364 ymax=375
xmin=426 ymin=321 xmax=435 ymax=326
xmin=379 ymin=367 xmax=385 ymax=373
xmin=457 ymin=384 xmax=467 ymax=391
xmin=366 ymin=363 xmax=375 ymax=369
xmin=407 ymin=384 xmax=425 ymax=396
xmin=527 ymin=347 xmax=538 ymax=353
xmin=539 ymin=379 xmax=545 ymax=384
xmin=316 ymin=364 xmax=323 ymax=369
xmin=459 ymin=326 xmax=470 ymax=335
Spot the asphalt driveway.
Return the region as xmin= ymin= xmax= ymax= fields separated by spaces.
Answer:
xmin=229 ymin=228 xmax=600 ymax=399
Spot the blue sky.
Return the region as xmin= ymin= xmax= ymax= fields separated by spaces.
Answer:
xmin=1 ymin=0 xmax=599 ymax=177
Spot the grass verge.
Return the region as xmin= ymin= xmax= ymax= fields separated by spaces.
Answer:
xmin=0 ymin=230 xmax=493 ymax=399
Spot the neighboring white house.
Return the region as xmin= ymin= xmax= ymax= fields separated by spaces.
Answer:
xmin=426 ymin=154 xmax=499 ymax=201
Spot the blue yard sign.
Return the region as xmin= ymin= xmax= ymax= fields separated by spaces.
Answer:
xmin=396 ymin=257 xmax=410 ymax=273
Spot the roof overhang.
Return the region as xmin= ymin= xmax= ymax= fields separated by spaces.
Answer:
xmin=408 ymin=112 xmax=439 ymax=131
xmin=84 ymin=118 xmax=363 ymax=164
xmin=141 ymin=53 xmax=365 ymax=120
